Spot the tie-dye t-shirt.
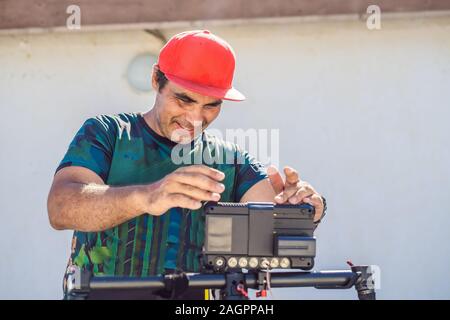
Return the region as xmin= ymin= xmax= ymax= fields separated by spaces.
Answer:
xmin=56 ymin=112 xmax=267 ymax=277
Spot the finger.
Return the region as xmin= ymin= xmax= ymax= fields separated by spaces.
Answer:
xmin=283 ymin=166 xmax=300 ymax=186
xmin=171 ymin=172 xmax=225 ymax=194
xmin=274 ymin=186 xmax=298 ymax=204
xmin=267 ymin=165 xmax=284 ymax=194
xmin=178 ymin=165 xmax=225 ymax=181
xmin=168 ymin=193 xmax=203 ymax=210
xmin=303 ymin=195 xmax=324 ymax=222
xmin=168 ymin=181 xmax=221 ymax=202
xmin=288 ymin=185 xmax=315 ymax=204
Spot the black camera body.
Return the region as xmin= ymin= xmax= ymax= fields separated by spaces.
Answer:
xmin=202 ymin=202 xmax=316 ymax=272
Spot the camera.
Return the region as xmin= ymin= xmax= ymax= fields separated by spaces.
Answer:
xmin=202 ymin=202 xmax=316 ymax=272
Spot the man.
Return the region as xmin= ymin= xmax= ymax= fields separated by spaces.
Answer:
xmin=47 ymin=30 xmax=326 ymax=299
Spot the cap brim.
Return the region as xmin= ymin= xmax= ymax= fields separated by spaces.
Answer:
xmin=164 ymin=73 xmax=245 ymax=102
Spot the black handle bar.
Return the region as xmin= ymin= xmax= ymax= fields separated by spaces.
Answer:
xmin=66 ymin=266 xmax=376 ymax=300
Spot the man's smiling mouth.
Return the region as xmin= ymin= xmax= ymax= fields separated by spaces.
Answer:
xmin=174 ymin=121 xmax=195 ymax=133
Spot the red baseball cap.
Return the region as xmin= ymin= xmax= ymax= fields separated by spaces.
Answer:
xmin=157 ymin=30 xmax=245 ymax=101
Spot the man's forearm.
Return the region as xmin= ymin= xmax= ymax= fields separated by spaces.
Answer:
xmin=48 ymin=182 xmax=145 ymax=232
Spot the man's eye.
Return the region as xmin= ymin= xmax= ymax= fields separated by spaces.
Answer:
xmin=177 ymin=98 xmax=192 ymax=105
xmin=204 ymin=105 xmax=220 ymax=109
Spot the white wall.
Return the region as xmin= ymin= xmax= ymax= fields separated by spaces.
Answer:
xmin=1 ymin=15 xmax=449 ymax=299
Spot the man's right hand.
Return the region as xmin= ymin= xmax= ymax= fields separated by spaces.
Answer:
xmin=138 ymin=165 xmax=226 ymax=216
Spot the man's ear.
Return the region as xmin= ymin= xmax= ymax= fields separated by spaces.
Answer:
xmin=151 ymin=64 xmax=159 ymax=91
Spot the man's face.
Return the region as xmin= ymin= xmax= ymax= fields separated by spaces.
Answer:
xmin=150 ymin=69 xmax=222 ymax=144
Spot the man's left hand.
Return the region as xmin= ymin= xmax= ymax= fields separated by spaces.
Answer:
xmin=267 ymin=165 xmax=324 ymax=223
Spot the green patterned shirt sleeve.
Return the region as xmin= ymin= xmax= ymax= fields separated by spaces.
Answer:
xmin=56 ymin=116 xmax=116 ymax=182
xmin=233 ymin=145 xmax=268 ymax=202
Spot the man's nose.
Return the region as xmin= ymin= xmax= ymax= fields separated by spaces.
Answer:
xmin=185 ymin=109 xmax=204 ymax=127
